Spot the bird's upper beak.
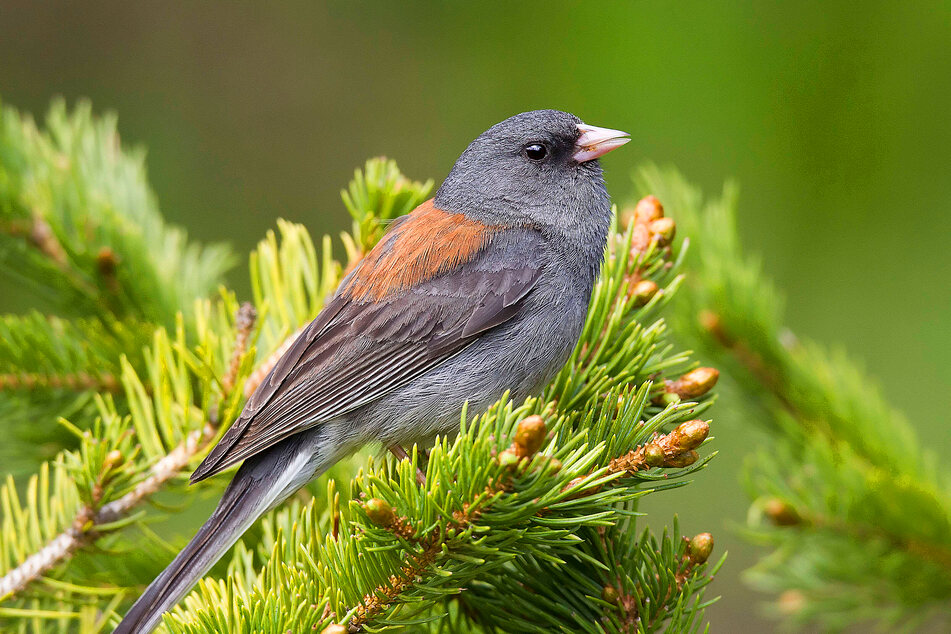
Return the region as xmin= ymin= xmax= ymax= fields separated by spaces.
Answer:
xmin=573 ymin=124 xmax=631 ymax=162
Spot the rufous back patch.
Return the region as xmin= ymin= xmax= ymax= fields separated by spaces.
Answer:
xmin=344 ymin=199 xmax=498 ymax=301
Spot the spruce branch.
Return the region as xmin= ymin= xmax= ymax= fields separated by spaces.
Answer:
xmin=636 ymin=165 xmax=951 ymax=630
xmin=0 ymin=302 xmax=256 ymax=602
xmin=0 ymin=99 xmax=235 ymax=327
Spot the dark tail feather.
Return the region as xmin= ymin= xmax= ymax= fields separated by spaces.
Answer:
xmin=113 ymin=434 xmax=318 ymax=634
xmin=113 ymin=474 xmax=263 ymax=634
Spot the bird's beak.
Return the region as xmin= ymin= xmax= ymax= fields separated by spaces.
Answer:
xmin=573 ymin=124 xmax=631 ymax=162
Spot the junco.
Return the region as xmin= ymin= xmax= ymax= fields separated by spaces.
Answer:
xmin=115 ymin=109 xmax=629 ymax=633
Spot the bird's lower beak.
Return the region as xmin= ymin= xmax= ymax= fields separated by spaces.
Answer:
xmin=573 ymin=124 xmax=631 ymax=162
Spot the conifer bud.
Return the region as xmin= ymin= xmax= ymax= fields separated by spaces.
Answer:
xmin=601 ymin=584 xmax=620 ymax=605
xmin=364 ymin=498 xmax=394 ymax=527
xmin=644 ymin=443 xmax=665 ymax=467
xmin=102 ymin=449 xmax=123 ymax=470
xmin=698 ymin=310 xmax=721 ymax=333
xmin=631 ymin=223 xmax=651 ymax=252
xmin=634 ymin=195 xmax=664 ymax=223
xmin=672 ymin=367 xmax=719 ymax=399
xmin=631 ymin=279 xmax=659 ymax=307
xmin=669 ymin=419 xmax=710 ymax=453
xmin=764 ymin=498 xmax=801 ymax=526
xmin=514 ymin=415 xmax=546 ymax=457
xmin=665 ymin=450 xmax=699 ymax=468
xmin=321 ymin=625 xmax=347 ymax=634
xmin=778 ymin=590 xmax=806 ymax=615
xmin=649 ymin=218 xmax=676 ymax=245
xmin=96 ymin=246 xmax=119 ymax=277
xmin=688 ymin=532 xmax=714 ymax=564
xmin=498 ymin=448 xmax=520 ymax=469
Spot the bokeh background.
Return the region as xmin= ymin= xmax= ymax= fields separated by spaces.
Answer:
xmin=2 ymin=2 xmax=949 ymax=630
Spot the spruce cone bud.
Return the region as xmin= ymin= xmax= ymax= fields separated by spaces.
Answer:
xmin=644 ymin=443 xmax=665 ymax=467
xmin=698 ymin=310 xmax=721 ymax=334
xmin=514 ymin=415 xmax=546 ymax=457
xmin=96 ymin=246 xmax=119 ymax=277
xmin=631 ymin=279 xmax=659 ymax=307
xmin=631 ymin=223 xmax=651 ymax=252
xmin=102 ymin=449 xmax=123 ymax=470
xmin=665 ymin=450 xmax=699 ymax=468
xmin=669 ymin=419 xmax=710 ymax=453
xmin=673 ymin=367 xmax=719 ymax=399
xmin=498 ymin=448 xmax=520 ymax=469
xmin=688 ymin=532 xmax=714 ymax=564
xmin=649 ymin=218 xmax=676 ymax=245
xmin=364 ymin=498 xmax=394 ymax=527
xmin=764 ymin=498 xmax=801 ymax=526
xmin=778 ymin=590 xmax=806 ymax=615
xmin=634 ymin=195 xmax=664 ymax=223
xmin=601 ymin=584 xmax=620 ymax=605
xmin=321 ymin=626 xmax=347 ymax=634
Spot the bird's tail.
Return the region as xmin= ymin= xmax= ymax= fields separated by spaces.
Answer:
xmin=113 ymin=432 xmax=326 ymax=634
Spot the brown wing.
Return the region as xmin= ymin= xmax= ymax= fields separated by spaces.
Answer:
xmin=191 ymin=202 xmax=542 ymax=482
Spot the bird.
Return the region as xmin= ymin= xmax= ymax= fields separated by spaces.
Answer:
xmin=114 ymin=109 xmax=629 ymax=633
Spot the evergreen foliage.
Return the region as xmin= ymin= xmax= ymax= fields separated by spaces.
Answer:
xmin=637 ymin=166 xmax=951 ymax=631
xmin=0 ymin=101 xmax=721 ymax=633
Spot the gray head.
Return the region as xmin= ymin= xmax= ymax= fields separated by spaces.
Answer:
xmin=434 ymin=110 xmax=629 ymax=236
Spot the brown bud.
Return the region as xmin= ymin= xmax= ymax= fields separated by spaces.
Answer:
xmin=321 ymin=626 xmax=347 ymax=634
xmin=649 ymin=217 xmax=676 ymax=245
xmin=665 ymin=450 xmax=699 ymax=468
xmin=673 ymin=367 xmax=719 ymax=399
xmin=669 ymin=420 xmax=710 ymax=453
xmin=498 ymin=448 xmax=520 ymax=469
xmin=764 ymin=498 xmax=801 ymax=526
xmin=601 ymin=584 xmax=620 ymax=605
xmin=631 ymin=223 xmax=651 ymax=252
xmin=102 ymin=449 xmax=123 ymax=470
xmin=634 ymin=195 xmax=664 ymax=224
xmin=364 ymin=498 xmax=394 ymax=527
xmin=643 ymin=443 xmax=665 ymax=467
xmin=777 ymin=590 xmax=806 ymax=616
xmin=698 ymin=310 xmax=721 ymax=334
xmin=96 ymin=247 xmax=119 ymax=276
xmin=631 ymin=279 xmax=659 ymax=307
xmin=514 ymin=415 xmax=546 ymax=457
xmin=688 ymin=532 xmax=714 ymax=564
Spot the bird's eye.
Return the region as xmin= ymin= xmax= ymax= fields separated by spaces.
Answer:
xmin=523 ymin=143 xmax=548 ymax=161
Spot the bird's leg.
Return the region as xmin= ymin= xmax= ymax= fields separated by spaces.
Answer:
xmin=387 ymin=444 xmax=427 ymax=486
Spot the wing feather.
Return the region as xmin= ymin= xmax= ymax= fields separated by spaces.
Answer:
xmin=191 ymin=221 xmax=543 ymax=483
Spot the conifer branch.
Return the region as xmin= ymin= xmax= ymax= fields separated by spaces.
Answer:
xmin=637 ymin=164 xmax=951 ymax=630
xmin=0 ymin=303 xmax=257 ymax=602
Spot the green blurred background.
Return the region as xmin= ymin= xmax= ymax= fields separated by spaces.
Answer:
xmin=2 ymin=1 xmax=949 ymax=630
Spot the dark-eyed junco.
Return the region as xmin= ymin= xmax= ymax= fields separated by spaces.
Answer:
xmin=115 ymin=109 xmax=629 ymax=633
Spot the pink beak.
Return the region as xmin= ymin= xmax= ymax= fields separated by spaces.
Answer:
xmin=573 ymin=123 xmax=631 ymax=162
